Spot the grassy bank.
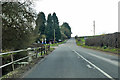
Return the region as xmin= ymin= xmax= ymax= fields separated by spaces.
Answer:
xmin=38 ymin=48 xmax=55 ymax=56
xmin=76 ymin=37 xmax=119 ymax=54
xmin=49 ymin=40 xmax=67 ymax=46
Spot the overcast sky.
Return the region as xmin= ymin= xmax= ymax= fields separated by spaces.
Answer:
xmin=33 ymin=0 xmax=119 ymax=37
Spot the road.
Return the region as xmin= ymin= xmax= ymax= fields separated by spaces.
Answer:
xmin=24 ymin=38 xmax=119 ymax=79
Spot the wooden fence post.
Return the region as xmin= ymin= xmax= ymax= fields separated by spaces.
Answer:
xmin=36 ymin=48 xmax=38 ymax=58
xmin=28 ymin=49 xmax=34 ymax=62
xmin=49 ymin=44 xmax=50 ymax=51
xmin=11 ymin=53 xmax=15 ymax=71
xmin=44 ymin=46 xmax=45 ymax=54
xmin=41 ymin=47 xmax=42 ymax=56
xmin=46 ymin=46 xmax=47 ymax=55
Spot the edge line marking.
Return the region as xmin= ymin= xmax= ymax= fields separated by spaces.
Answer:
xmin=73 ymin=50 xmax=115 ymax=80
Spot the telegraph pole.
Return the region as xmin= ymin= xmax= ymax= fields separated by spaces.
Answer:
xmin=54 ymin=29 xmax=55 ymax=43
xmin=93 ymin=20 xmax=95 ymax=35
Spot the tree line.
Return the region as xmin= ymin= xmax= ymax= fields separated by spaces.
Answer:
xmin=35 ymin=12 xmax=71 ymax=43
xmin=1 ymin=1 xmax=72 ymax=51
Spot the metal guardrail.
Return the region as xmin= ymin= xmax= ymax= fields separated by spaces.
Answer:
xmin=0 ymin=45 xmax=50 ymax=75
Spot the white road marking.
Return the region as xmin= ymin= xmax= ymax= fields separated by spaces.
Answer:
xmin=74 ymin=49 xmax=119 ymax=67
xmin=86 ymin=64 xmax=92 ymax=69
xmin=73 ymin=50 xmax=115 ymax=80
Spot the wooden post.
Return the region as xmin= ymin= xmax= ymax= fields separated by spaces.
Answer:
xmin=44 ymin=46 xmax=45 ymax=54
xmin=46 ymin=46 xmax=47 ymax=55
xmin=49 ymin=44 xmax=50 ymax=51
xmin=36 ymin=48 xmax=38 ymax=58
xmin=41 ymin=47 xmax=42 ymax=56
xmin=38 ymin=48 xmax=41 ymax=57
xmin=28 ymin=48 xmax=34 ymax=62
xmin=36 ymin=47 xmax=40 ymax=58
xmin=11 ymin=53 xmax=15 ymax=71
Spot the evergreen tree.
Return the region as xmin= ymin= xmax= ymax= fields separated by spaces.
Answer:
xmin=45 ymin=13 xmax=53 ymax=42
xmin=61 ymin=22 xmax=72 ymax=39
xmin=52 ymin=12 xmax=61 ymax=41
xmin=45 ymin=13 xmax=71 ymax=42
xmin=36 ymin=12 xmax=46 ymax=35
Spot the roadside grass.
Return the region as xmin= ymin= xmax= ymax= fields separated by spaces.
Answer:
xmin=38 ymin=48 xmax=55 ymax=56
xmin=76 ymin=38 xmax=85 ymax=46
xmin=49 ymin=40 xmax=67 ymax=46
xmin=76 ymin=38 xmax=119 ymax=54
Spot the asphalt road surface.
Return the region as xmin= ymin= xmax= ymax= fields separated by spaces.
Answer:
xmin=24 ymin=38 xmax=119 ymax=79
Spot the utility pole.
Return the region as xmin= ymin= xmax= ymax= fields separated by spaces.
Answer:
xmin=54 ymin=29 xmax=55 ymax=43
xmin=93 ymin=20 xmax=95 ymax=35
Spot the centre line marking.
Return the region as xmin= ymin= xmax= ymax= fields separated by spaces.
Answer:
xmin=72 ymin=50 xmax=115 ymax=80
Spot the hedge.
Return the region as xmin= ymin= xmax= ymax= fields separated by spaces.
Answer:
xmin=85 ymin=32 xmax=120 ymax=48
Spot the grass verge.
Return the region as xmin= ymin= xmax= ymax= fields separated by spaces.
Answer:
xmin=76 ymin=38 xmax=119 ymax=55
xmin=49 ymin=40 xmax=67 ymax=46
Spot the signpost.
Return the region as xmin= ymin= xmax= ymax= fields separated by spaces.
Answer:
xmin=45 ymin=38 xmax=46 ymax=44
xmin=42 ymin=38 xmax=43 ymax=44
